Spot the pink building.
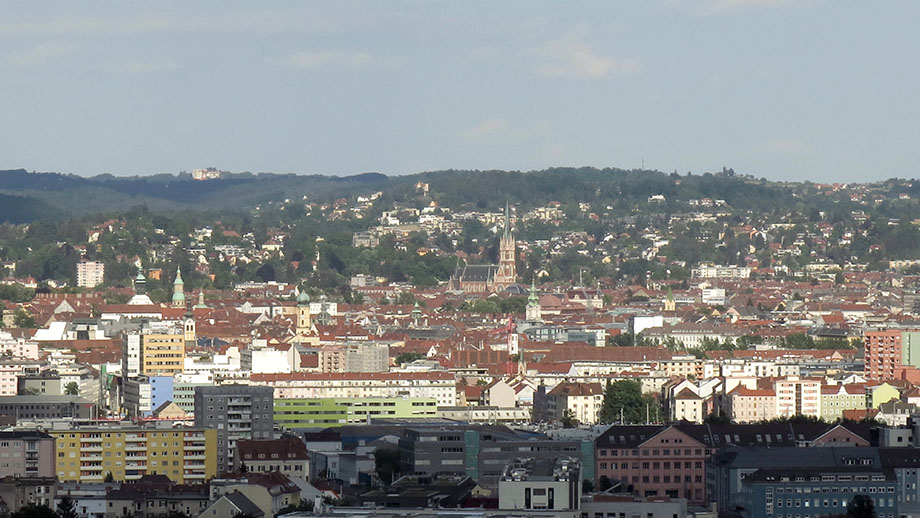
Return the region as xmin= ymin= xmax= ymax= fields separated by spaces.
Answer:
xmin=0 ymin=431 xmax=55 ymax=477
xmin=596 ymin=425 xmax=711 ymax=505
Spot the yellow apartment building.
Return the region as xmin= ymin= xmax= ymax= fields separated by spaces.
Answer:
xmin=50 ymin=426 xmax=216 ymax=483
xmin=141 ymin=332 xmax=185 ymax=376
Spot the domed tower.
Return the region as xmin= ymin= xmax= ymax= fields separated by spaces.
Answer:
xmin=171 ymin=269 xmax=185 ymax=309
xmin=296 ymin=290 xmax=312 ymax=334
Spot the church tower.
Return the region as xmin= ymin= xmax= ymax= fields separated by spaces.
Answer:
xmin=494 ymin=202 xmax=516 ymax=289
xmin=296 ymin=290 xmax=312 ymax=334
xmin=183 ymin=306 xmax=196 ymax=347
xmin=172 ymin=270 xmax=185 ymax=309
xmin=525 ymin=281 xmax=543 ymax=322
xmin=664 ymin=287 xmax=676 ymax=312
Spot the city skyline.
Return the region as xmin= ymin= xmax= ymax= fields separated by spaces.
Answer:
xmin=1 ymin=1 xmax=918 ymax=182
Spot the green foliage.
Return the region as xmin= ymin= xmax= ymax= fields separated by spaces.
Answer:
xmin=0 ymin=284 xmax=35 ymax=303
xmin=598 ymin=380 xmax=661 ymax=424
xmin=561 ymin=409 xmax=579 ymax=428
xmin=394 ymin=352 xmax=425 ymax=365
xmin=63 ymin=382 xmax=79 ymax=396
xmin=10 ymin=504 xmax=57 ymax=518
xmin=13 ymin=308 xmax=36 ymax=328
xmin=56 ymin=495 xmax=78 ymax=518
xmin=374 ymin=446 xmax=401 ymax=486
xmin=846 ymin=494 xmax=876 ymax=518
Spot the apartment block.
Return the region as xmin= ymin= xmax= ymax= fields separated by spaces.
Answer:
xmin=194 ymin=385 xmax=274 ymax=474
xmin=274 ymin=397 xmax=437 ymax=429
xmin=865 ymin=329 xmax=920 ymax=381
xmin=0 ymin=431 xmax=55 ymax=478
xmin=49 ymin=426 xmax=216 ymax=483
xmin=123 ymin=322 xmax=187 ymax=380
xmin=251 ymin=371 xmax=456 ymax=407
xmin=76 ymin=261 xmax=105 ymax=288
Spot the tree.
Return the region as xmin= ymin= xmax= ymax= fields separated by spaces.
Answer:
xmin=63 ymin=382 xmax=79 ymax=396
xmin=12 ymin=307 xmax=36 ymax=328
xmin=598 ymin=380 xmax=660 ymax=424
xmin=582 ymin=479 xmax=595 ymax=494
xmin=56 ymin=495 xmax=78 ymax=518
xmin=10 ymin=504 xmax=57 ymax=518
xmin=374 ymin=446 xmax=401 ymax=486
xmin=561 ymin=409 xmax=579 ymax=428
xmin=846 ymin=494 xmax=876 ymax=518
xmin=394 ymin=352 xmax=425 ymax=366
xmin=103 ymin=471 xmax=114 ymax=482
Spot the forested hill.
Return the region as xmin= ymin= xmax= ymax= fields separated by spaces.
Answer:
xmin=0 ymin=167 xmax=916 ymax=222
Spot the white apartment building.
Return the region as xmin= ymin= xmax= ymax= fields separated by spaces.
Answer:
xmin=76 ymin=261 xmax=105 ymax=288
xmin=249 ymin=371 xmax=457 ymax=407
xmin=775 ymin=376 xmax=821 ymax=418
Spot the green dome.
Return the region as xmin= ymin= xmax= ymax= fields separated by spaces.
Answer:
xmin=172 ymin=291 xmax=186 ymax=302
xmin=297 ymin=290 xmax=310 ymax=304
xmin=174 ymin=269 xmax=184 ymax=285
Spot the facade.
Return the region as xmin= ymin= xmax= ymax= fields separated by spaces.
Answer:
xmin=123 ymin=321 xmax=187 ymax=379
xmin=865 ymin=329 xmax=920 ymax=381
xmin=234 ymin=435 xmax=310 ymax=480
xmin=0 ymin=395 xmax=95 ymax=420
xmin=774 ymin=377 xmax=821 ymax=418
xmin=398 ymin=425 xmax=593 ymax=490
xmin=251 ymin=371 xmax=457 ymax=407
xmin=49 ymin=426 xmax=216 ymax=483
xmin=726 ymin=387 xmax=777 ymax=423
xmin=76 ymin=261 xmax=105 ymax=288
xmin=122 ymin=377 xmax=153 ymax=417
xmin=0 ymin=431 xmax=55 ymax=478
xmin=738 ymin=467 xmax=897 ymax=518
xmin=537 ymin=382 xmax=603 ymax=425
xmin=0 ymin=476 xmax=56 ymax=513
xmin=820 ymin=384 xmax=866 ymax=422
xmin=498 ymin=457 xmax=581 ymax=511
xmin=194 ymin=384 xmax=275 ymax=474
xmin=274 ymin=397 xmax=438 ymax=429
xmin=595 ymin=425 xmax=711 ymax=505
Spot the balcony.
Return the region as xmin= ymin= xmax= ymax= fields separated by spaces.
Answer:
xmin=81 ymin=454 xmax=103 ymax=462
xmin=81 ymin=445 xmax=103 ymax=453
xmin=184 ymin=444 xmax=206 ymax=451
xmin=81 ymin=464 xmax=104 ymax=471
xmin=81 ymin=436 xmax=103 ymax=443
xmin=184 ymin=454 xmax=206 ymax=460
xmin=125 ymin=444 xmax=147 ymax=451
xmin=184 ymin=473 xmax=206 ymax=479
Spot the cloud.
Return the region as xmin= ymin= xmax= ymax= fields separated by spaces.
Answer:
xmin=532 ymin=29 xmax=640 ymax=79
xmin=277 ymin=51 xmax=401 ymax=70
xmin=459 ymin=117 xmax=551 ymax=142
xmin=2 ymin=41 xmax=77 ymax=68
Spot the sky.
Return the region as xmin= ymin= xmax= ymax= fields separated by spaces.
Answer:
xmin=0 ymin=1 xmax=917 ymax=182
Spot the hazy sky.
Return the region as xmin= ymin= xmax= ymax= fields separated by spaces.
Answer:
xmin=1 ymin=1 xmax=917 ymax=181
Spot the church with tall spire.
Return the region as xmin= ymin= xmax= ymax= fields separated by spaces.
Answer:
xmin=451 ymin=203 xmax=517 ymax=293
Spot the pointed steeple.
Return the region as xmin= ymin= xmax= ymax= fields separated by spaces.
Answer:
xmin=503 ymin=201 xmax=510 ymax=240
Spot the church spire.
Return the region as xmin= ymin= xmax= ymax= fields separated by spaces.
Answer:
xmin=503 ymin=201 xmax=510 ymax=240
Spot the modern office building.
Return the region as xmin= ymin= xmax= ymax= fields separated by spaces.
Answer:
xmin=398 ymin=424 xmax=594 ymax=490
xmin=194 ymin=385 xmax=274 ymax=474
xmin=498 ymin=457 xmax=581 ymax=511
xmin=0 ymin=395 xmax=95 ymax=420
xmin=122 ymin=321 xmax=187 ymax=380
xmin=274 ymin=397 xmax=437 ymax=429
